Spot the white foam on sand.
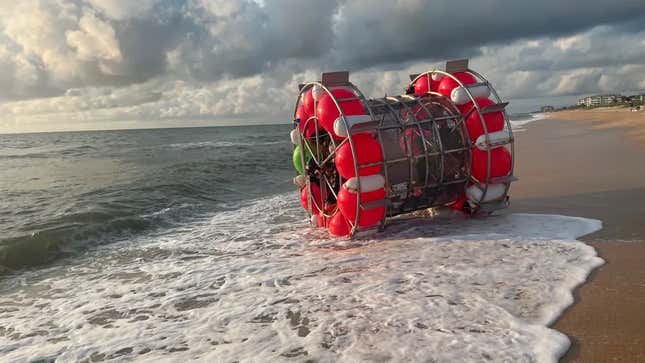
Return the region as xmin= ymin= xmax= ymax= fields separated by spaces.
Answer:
xmin=0 ymin=194 xmax=602 ymax=363
xmin=510 ymin=113 xmax=548 ymax=132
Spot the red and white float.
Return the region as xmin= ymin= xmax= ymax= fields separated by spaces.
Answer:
xmin=334 ymin=133 xmax=383 ymax=179
xmin=316 ymin=88 xmax=366 ymax=140
xmin=292 ymin=59 xmax=516 ymax=237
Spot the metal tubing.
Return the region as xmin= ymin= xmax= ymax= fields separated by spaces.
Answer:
xmin=293 ymin=60 xmax=514 ymax=236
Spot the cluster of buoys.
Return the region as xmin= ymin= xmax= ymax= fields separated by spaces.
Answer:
xmin=412 ymin=71 xmax=511 ymax=208
xmin=292 ymin=86 xmax=386 ymax=237
xmin=292 ymin=63 xmax=514 ymax=237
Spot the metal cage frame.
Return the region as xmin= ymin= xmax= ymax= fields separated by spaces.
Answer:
xmin=293 ymin=59 xmax=516 ymax=237
xmin=406 ymin=59 xmax=516 ymax=212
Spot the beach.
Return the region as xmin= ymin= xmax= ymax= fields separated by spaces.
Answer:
xmin=1 ymin=111 xmax=644 ymax=362
xmin=547 ymin=107 xmax=645 ymax=145
xmin=0 ymin=120 xmax=610 ymax=362
xmin=509 ymin=109 xmax=645 ymax=362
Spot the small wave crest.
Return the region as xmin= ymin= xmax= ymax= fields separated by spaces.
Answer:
xmin=166 ymin=140 xmax=284 ymax=151
xmin=510 ymin=113 xmax=547 ymax=132
xmin=0 ymin=203 xmax=202 ymax=274
xmin=0 ymin=144 xmax=98 ymax=160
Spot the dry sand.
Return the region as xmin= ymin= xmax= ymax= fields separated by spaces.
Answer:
xmin=508 ymin=111 xmax=645 ymax=362
xmin=548 ymin=107 xmax=645 ymax=145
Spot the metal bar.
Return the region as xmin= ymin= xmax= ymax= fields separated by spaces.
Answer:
xmin=315 ymin=81 xmax=362 ymax=234
xmin=295 ymin=84 xmax=313 ymax=222
xmin=465 ymin=81 xmax=489 ymax=89
xmin=321 ymin=71 xmax=349 ymax=86
xmin=374 ymin=117 xmax=390 ymax=231
xmin=375 ymin=114 xmax=461 ymax=131
xmin=321 ymin=137 xmax=348 ymax=166
xmin=401 ymin=97 xmax=431 ymax=192
xmin=375 ymin=97 xmax=415 ymax=202
xmin=361 ymin=199 xmax=388 ymax=210
xmin=481 ymin=102 xmax=509 ymax=114
xmin=345 ymin=80 xmax=385 ymax=234
xmin=489 ymin=175 xmax=519 ymax=184
xmin=445 ymin=59 xmax=469 ymax=73
xmin=467 ymin=68 xmax=516 ymax=207
xmin=422 ymin=177 xmax=470 ymax=189
xmin=349 ymin=120 xmax=379 ymax=134
xmin=477 ymin=137 xmax=514 ymax=150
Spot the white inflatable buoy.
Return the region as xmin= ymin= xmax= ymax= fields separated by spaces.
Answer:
xmin=290 ymin=129 xmax=301 ymax=145
xmin=343 ymin=174 xmax=385 ymax=193
xmin=333 ymin=115 xmax=373 ymax=137
xmin=312 ymin=84 xmax=324 ymax=101
xmin=466 ymin=184 xmax=506 ymax=203
xmin=474 ymin=130 xmax=510 ymax=150
xmin=451 ymin=83 xmax=490 ymax=105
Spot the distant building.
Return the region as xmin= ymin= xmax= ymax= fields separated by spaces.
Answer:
xmin=629 ymin=94 xmax=644 ymax=103
xmin=577 ymin=94 xmax=622 ymax=108
xmin=540 ymin=105 xmax=555 ymax=112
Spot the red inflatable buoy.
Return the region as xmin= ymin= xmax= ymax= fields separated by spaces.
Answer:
xmin=296 ymin=104 xmax=319 ymax=138
xmin=437 ymin=72 xmax=477 ymax=97
xmin=328 ymin=212 xmax=351 ymax=237
xmin=450 ymin=193 xmax=468 ymax=213
xmin=414 ymin=74 xmax=443 ymax=94
xmin=471 ymin=147 xmax=511 ymax=182
xmin=300 ymin=183 xmax=323 ymax=214
xmin=338 ymin=187 xmax=385 ymax=227
xmin=335 ymin=133 xmax=383 ymax=179
xmin=302 ymin=89 xmax=315 ymax=117
xmin=315 ymin=203 xmax=338 ymax=227
xmin=414 ymin=74 xmax=430 ymax=94
xmin=459 ymin=98 xmax=504 ymax=142
xmin=316 ymin=88 xmax=365 ymax=139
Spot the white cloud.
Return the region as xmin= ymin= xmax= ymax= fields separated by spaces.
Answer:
xmin=554 ymin=35 xmax=591 ymax=52
xmin=66 ymin=9 xmax=122 ymax=64
xmin=0 ymin=0 xmax=644 ymax=132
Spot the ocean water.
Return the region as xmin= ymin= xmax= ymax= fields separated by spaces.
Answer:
xmin=0 ymin=124 xmax=602 ymax=362
xmin=509 ymin=113 xmax=547 ymax=132
xmin=0 ymin=125 xmax=292 ymax=272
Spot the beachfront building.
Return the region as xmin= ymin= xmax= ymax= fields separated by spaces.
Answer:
xmin=629 ymin=94 xmax=644 ymax=104
xmin=577 ymin=94 xmax=623 ymax=108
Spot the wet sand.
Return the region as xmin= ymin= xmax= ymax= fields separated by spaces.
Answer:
xmin=507 ymin=115 xmax=645 ymax=362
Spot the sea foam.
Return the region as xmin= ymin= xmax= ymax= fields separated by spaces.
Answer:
xmin=510 ymin=113 xmax=547 ymax=132
xmin=0 ymin=193 xmax=602 ymax=362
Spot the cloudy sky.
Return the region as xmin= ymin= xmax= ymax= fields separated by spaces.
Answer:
xmin=0 ymin=0 xmax=644 ymax=133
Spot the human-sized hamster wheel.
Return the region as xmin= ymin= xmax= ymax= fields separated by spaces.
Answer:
xmin=290 ymin=59 xmax=516 ymax=237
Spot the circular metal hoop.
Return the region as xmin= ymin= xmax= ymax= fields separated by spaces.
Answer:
xmin=406 ymin=69 xmax=515 ymax=212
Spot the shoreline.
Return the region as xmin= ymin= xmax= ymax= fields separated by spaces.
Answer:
xmin=509 ymin=112 xmax=645 ymax=362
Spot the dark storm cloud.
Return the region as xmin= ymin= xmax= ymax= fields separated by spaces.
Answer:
xmin=169 ymin=0 xmax=339 ymax=80
xmin=1 ymin=0 xmax=643 ymax=101
xmin=331 ymin=0 xmax=645 ymax=69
